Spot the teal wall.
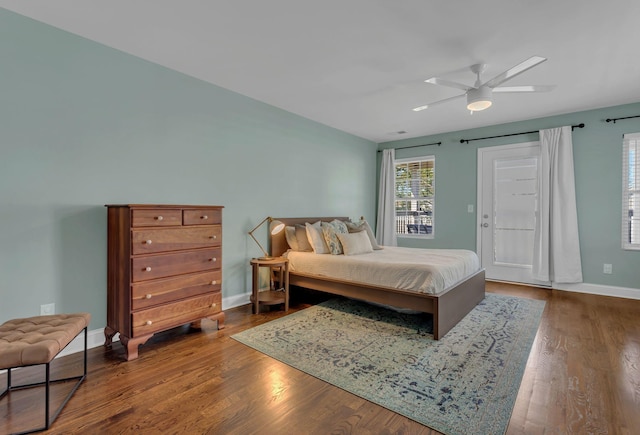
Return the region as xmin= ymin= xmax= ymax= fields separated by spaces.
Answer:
xmin=380 ymin=102 xmax=640 ymax=290
xmin=2 ymin=9 xmax=638 ymax=333
xmin=0 ymin=10 xmax=377 ymax=328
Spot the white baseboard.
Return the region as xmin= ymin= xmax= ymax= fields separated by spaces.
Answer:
xmin=553 ymin=282 xmax=640 ymax=300
xmin=55 ymin=291 xmax=253 ymax=359
xmin=223 ymin=291 xmax=252 ymax=311
xmin=55 ymin=327 xmax=107 ymax=359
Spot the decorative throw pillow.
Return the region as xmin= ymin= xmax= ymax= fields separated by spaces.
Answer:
xmin=337 ymin=231 xmax=374 ymax=255
xmin=345 ymin=219 xmax=383 ymax=250
xmin=331 ymin=219 xmax=349 ymax=234
xmin=295 ymin=224 xmax=313 ymax=252
xmin=345 ymin=221 xmax=366 ymax=233
xmin=305 ymin=221 xmax=330 ymax=254
xmin=321 ymin=220 xmax=349 ymax=255
xmin=284 ymin=226 xmax=300 ymax=251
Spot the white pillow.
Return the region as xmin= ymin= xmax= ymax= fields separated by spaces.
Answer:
xmin=337 ymin=231 xmax=374 ymax=255
xmin=305 ymin=221 xmax=330 ymax=254
xmin=345 ymin=219 xmax=383 ymax=250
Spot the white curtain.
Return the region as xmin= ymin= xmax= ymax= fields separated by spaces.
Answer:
xmin=532 ymin=126 xmax=583 ymax=283
xmin=376 ymin=149 xmax=397 ymax=246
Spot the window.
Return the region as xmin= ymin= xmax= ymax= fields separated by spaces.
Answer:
xmin=395 ymin=157 xmax=434 ymax=237
xmin=623 ymin=133 xmax=640 ymax=250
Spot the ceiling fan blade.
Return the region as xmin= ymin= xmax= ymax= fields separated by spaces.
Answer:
xmin=493 ymin=85 xmax=556 ymax=93
xmin=412 ymin=94 xmax=465 ymax=111
xmin=483 ymin=56 xmax=547 ymax=89
xmin=425 ymin=77 xmax=472 ymax=91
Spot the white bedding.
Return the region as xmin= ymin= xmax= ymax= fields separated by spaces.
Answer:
xmin=284 ymin=246 xmax=480 ymax=295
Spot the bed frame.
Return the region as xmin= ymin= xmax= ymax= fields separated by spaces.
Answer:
xmin=270 ymin=217 xmax=486 ymax=340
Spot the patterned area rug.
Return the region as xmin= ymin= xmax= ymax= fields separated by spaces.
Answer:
xmin=232 ymin=293 xmax=545 ymax=435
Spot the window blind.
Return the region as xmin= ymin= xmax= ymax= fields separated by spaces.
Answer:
xmin=394 ymin=157 xmax=435 ymax=237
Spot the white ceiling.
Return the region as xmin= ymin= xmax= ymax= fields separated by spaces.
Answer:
xmin=2 ymin=0 xmax=640 ymax=143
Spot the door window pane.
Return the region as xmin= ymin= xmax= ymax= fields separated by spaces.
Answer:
xmin=493 ymin=157 xmax=538 ymax=266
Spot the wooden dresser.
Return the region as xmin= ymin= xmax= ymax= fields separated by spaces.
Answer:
xmin=104 ymin=204 xmax=225 ymax=361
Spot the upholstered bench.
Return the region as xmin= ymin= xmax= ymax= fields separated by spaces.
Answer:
xmin=0 ymin=313 xmax=90 ymax=434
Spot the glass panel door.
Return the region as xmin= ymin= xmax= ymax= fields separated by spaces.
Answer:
xmin=478 ymin=142 xmax=550 ymax=287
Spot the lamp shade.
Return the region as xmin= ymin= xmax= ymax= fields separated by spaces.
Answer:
xmin=270 ymin=220 xmax=285 ymax=235
xmin=467 ymin=86 xmax=493 ymax=111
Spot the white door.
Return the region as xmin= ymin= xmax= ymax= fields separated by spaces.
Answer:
xmin=477 ymin=142 xmax=550 ymax=287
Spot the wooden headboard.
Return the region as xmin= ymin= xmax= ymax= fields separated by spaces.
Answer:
xmin=270 ymin=217 xmax=350 ymax=257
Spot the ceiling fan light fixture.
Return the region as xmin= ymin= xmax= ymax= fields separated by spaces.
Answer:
xmin=466 ymin=86 xmax=493 ymax=111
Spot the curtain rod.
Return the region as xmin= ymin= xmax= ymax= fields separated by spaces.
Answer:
xmin=459 ymin=123 xmax=585 ymax=144
xmin=377 ymin=141 xmax=441 ymax=153
xmin=605 ymin=115 xmax=640 ymax=124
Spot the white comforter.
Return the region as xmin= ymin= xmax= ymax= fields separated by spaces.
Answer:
xmin=284 ymin=247 xmax=480 ymax=295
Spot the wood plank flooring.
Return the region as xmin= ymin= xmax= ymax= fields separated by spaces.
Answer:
xmin=2 ymin=282 xmax=639 ymax=434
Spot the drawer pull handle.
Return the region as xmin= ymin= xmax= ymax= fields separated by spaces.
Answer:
xmin=145 ymin=294 xmax=152 ymax=299
xmin=145 ymin=266 xmax=152 ymax=272
xmin=145 ymin=320 xmax=153 ymax=326
xmin=146 ymin=240 xmax=152 ymax=245
xmin=202 ymin=215 xmax=208 ymax=220
xmin=210 ymin=235 xmax=217 ymax=239
xmin=211 ymin=280 xmax=217 ymax=285
xmin=156 ymin=216 xmax=164 ymax=221
xmin=211 ymin=303 xmax=217 ymax=308
xmin=211 ymin=257 xmax=217 ymax=262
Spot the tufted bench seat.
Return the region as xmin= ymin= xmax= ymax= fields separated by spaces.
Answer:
xmin=0 ymin=313 xmax=90 ymax=434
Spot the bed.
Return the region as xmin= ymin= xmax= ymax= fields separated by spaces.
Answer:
xmin=270 ymin=217 xmax=485 ymax=340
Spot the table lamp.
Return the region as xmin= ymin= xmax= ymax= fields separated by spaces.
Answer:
xmin=248 ymin=217 xmax=285 ymax=260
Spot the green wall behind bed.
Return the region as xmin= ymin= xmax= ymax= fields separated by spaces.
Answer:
xmin=379 ymin=102 xmax=640 ymax=292
xmin=3 ymin=7 xmax=639 ymax=334
xmin=0 ymin=9 xmax=377 ymax=329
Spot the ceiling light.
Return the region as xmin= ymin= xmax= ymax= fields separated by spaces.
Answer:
xmin=412 ymin=105 xmax=429 ymax=112
xmin=466 ymin=86 xmax=492 ymax=111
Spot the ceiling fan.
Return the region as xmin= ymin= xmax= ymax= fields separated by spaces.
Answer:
xmin=413 ymin=56 xmax=555 ymax=113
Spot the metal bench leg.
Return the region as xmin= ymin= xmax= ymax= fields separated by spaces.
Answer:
xmin=0 ymin=368 xmax=9 ymax=401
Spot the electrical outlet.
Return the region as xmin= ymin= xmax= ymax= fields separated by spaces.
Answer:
xmin=40 ymin=303 xmax=55 ymax=315
xmin=603 ymin=264 xmax=612 ymax=274
xmin=467 ymin=204 xmax=474 ymax=213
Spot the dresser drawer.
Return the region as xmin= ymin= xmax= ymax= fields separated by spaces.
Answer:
xmin=132 ymin=226 xmax=222 ymax=255
xmin=183 ymin=208 xmax=222 ymax=226
xmin=132 ymin=293 xmax=222 ymax=337
xmin=131 ymin=271 xmax=222 ymax=310
xmin=132 ymin=248 xmax=221 ymax=282
xmin=131 ymin=209 xmax=182 ymax=227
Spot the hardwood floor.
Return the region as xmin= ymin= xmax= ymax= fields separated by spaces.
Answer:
xmin=2 ymin=282 xmax=639 ymax=434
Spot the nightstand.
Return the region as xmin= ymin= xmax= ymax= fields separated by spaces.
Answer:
xmin=250 ymin=257 xmax=289 ymax=314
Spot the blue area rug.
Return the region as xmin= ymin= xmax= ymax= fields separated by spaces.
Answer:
xmin=232 ymin=293 xmax=545 ymax=435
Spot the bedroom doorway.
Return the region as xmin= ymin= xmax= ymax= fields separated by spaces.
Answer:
xmin=477 ymin=142 xmax=551 ymax=287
